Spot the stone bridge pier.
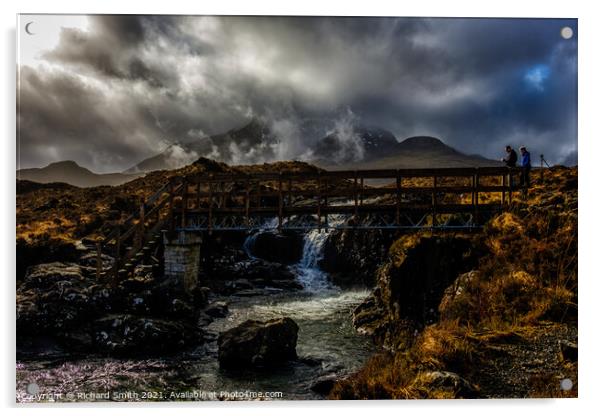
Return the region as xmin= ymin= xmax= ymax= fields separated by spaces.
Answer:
xmin=162 ymin=231 xmax=202 ymax=293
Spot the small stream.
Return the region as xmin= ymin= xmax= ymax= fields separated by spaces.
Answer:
xmin=16 ymin=221 xmax=376 ymax=401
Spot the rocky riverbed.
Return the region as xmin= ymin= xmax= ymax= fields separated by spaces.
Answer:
xmin=16 ymin=220 xmax=378 ymax=402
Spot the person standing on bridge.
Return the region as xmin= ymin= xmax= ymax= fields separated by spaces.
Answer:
xmin=502 ymin=145 xmax=518 ymax=167
xmin=503 ymin=145 xmax=518 ymax=188
xmin=520 ymin=146 xmax=532 ymax=193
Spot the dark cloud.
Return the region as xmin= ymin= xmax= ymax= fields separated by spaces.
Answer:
xmin=18 ymin=15 xmax=577 ymax=172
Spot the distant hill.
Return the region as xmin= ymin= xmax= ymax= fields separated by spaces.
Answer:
xmin=317 ymin=135 xmax=500 ymax=170
xmin=16 ymin=179 xmax=78 ymax=195
xmin=17 ymin=161 xmax=142 ymax=188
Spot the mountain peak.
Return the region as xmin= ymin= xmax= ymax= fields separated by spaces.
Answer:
xmin=399 ymin=136 xmax=446 ymax=147
xmin=46 ymin=160 xmax=81 ymax=168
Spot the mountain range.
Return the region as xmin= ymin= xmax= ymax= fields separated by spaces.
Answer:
xmin=17 ymin=161 xmax=142 ymax=188
xmin=127 ymin=119 xmax=500 ymax=173
xmin=17 ymin=120 xmax=500 ymax=187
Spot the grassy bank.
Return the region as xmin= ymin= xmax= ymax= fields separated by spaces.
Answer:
xmin=331 ymin=167 xmax=577 ymax=399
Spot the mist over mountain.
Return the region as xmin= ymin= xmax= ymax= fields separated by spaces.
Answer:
xmin=126 ymin=118 xmax=499 ymax=174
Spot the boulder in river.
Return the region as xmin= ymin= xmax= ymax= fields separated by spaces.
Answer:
xmin=205 ymin=301 xmax=229 ymax=318
xmin=218 ymin=317 xmax=299 ymax=369
xmin=93 ymin=314 xmax=206 ymax=355
xmin=248 ymin=231 xmax=304 ymax=264
xmin=310 ymin=374 xmax=339 ymax=396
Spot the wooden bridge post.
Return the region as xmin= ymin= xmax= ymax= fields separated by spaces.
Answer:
xmin=432 ymin=175 xmax=437 ymax=227
xmin=360 ymin=176 xmax=364 ymax=206
xmin=501 ymin=173 xmax=506 ymax=206
xmin=474 ymin=169 xmax=480 ymax=225
xmin=245 ymin=178 xmax=250 ymax=228
xmin=508 ymin=169 xmax=514 ymax=205
xmin=396 ymin=170 xmax=401 ymax=225
xmin=256 ymin=178 xmax=261 ymax=208
xmin=181 ymin=178 xmax=187 ymax=229
xmin=278 ymin=172 xmax=283 ymax=231
xmin=354 ymin=171 xmax=359 ymax=221
xmin=196 ymin=180 xmax=201 ymax=211
xmin=168 ymin=180 xmax=175 ymax=233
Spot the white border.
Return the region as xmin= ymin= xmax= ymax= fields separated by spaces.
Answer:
xmin=3 ymin=1 xmax=601 ymax=415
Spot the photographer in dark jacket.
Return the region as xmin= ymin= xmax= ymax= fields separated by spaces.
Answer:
xmin=502 ymin=145 xmax=518 ymax=167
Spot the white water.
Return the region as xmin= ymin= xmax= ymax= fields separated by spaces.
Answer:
xmin=294 ymin=214 xmax=346 ymax=293
xmin=243 ymin=215 xmax=347 ymax=293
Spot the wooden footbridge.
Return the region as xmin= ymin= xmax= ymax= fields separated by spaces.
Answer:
xmin=171 ymin=166 xmax=525 ymax=231
xmin=95 ymin=166 xmax=527 ymax=280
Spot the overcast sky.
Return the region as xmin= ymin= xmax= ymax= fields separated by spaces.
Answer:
xmin=17 ymin=15 xmax=577 ymax=173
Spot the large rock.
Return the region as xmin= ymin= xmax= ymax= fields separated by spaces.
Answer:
xmin=218 ymin=317 xmax=299 ymax=369
xmin=17 ymin=262 xmax=110 ymax=334
xmin=321 ymin=228 xmax=399 ymax=287
xmin=205 ymin=301 xmax=229 ymax=318
xmin=247 ymin=231 xmax=304 ymax=264
xmin=559 ymin=340 xmax=578 ymax=362
xmin=352 ymin=236 xmax=483 ymax=346
xmin=213 ymin=259 xmax=302 ymax=294
xmin=92 ymin=314 xmax=205 ymax=355
xmin=310 ymin=374 xmax=339 ymax=396
xmin=16 ymin=261 xmax=213 ymax=356
xmin=417 ymin=371 xmax=480 ymax=398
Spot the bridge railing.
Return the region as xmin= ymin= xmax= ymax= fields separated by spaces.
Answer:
xmin=168 ymin=166 xmax=527 ymax=231
xmin=96 ymin=177 xmax=184 ymax=281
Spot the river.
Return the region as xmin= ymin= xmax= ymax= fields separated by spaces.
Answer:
xmin=16 ymin=223 xmax=376 ymax=402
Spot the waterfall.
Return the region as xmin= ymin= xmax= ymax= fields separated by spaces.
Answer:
xmin=242 ymin=214 xmax=346 ymax=293
xmin=294 ymin=214 xmax=345 ymax=293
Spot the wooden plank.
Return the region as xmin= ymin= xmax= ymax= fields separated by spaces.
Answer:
xmin=197 ymin=166 xmax=519 ymax=183
xmin=185 ymin=203 xmax=503 ymax=216
xmin=187 ymin=185 xmax=508 ymax=199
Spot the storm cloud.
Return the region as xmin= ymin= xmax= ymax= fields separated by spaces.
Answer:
xmin=17 ymin=15 xmax=577 ymax=172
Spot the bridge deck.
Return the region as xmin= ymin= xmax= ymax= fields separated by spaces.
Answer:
xmin=167 ymin=166 xmax=526 ymax=231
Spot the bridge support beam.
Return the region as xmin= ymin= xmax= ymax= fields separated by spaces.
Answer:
xmin=162 ymin=231 xmax=202 ymax=293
